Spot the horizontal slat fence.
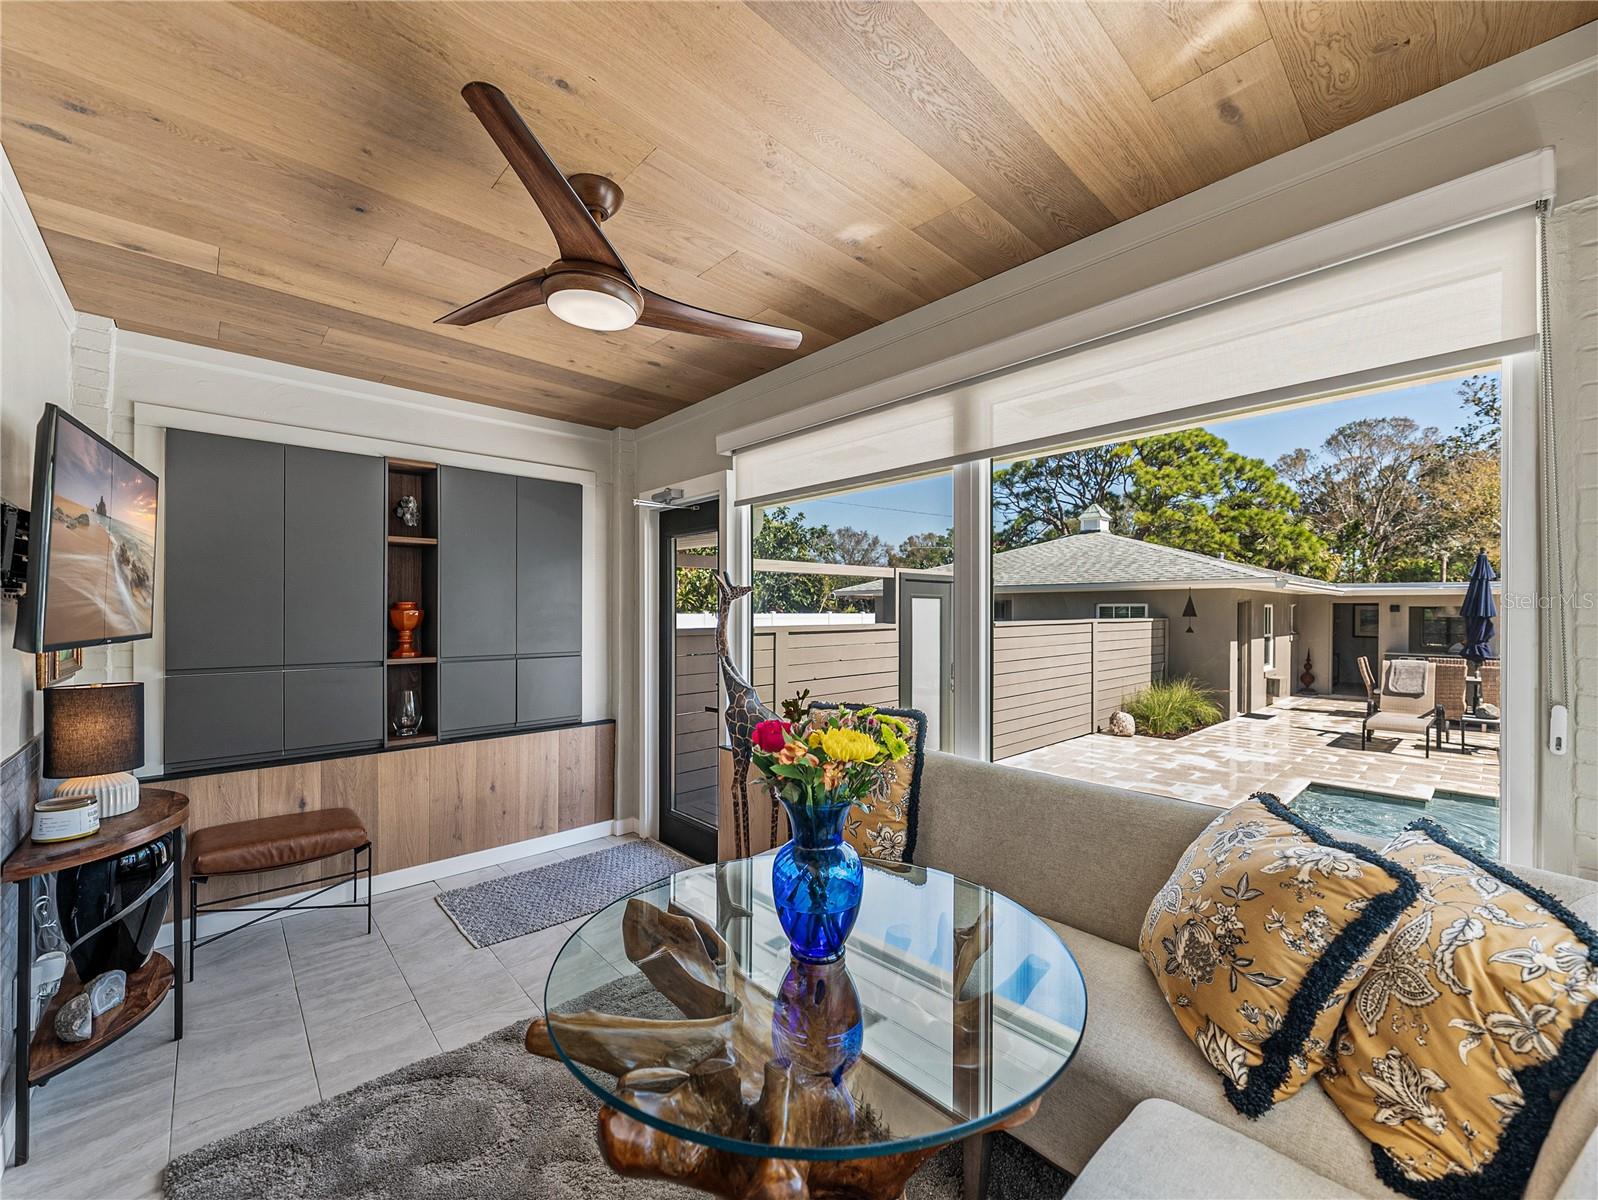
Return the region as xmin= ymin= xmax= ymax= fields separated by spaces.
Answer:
xmin=993 ymin=618 xmax=1166 ymax=758
xmin=757 ymin=624 xmax=899 ymax=709
xmin=682 ymin=617 xmax=1165 ymax=775
xmin=673 ymin=630 xmax=721 ymax=821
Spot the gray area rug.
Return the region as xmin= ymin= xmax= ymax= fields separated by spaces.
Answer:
xmin=164 ymin=1004 xmax=1070 ymax=1200
xmin=437 ymin=841 xmax=696 ymax=948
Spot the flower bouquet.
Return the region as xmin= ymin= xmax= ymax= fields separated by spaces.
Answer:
xmin=750 ymin=703 xmax=911 ymax=962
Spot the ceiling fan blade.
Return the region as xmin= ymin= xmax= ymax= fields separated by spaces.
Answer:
xmin=461 ymin=82 xmax=632 ymax=282
xmin=638 ymin=289 xmax=803 ymax=349
xmin=435 ymin=269 xmax=548 ymax=326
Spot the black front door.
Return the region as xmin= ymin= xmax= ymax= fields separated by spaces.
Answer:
xmin=658 ymin=500 xmax=720 ymax=862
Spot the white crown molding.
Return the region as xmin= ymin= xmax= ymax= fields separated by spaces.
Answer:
xmin=115 ymin=331 xmax=615 ymax=450
xmin=634 ymin=24 xmax=1598 ymax=458
xmin=1 ymin=145 xmax=75 ymax=334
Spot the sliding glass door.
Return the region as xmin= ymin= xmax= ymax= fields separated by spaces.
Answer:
xmin=658 ymin=501 xmax=720 ymax=862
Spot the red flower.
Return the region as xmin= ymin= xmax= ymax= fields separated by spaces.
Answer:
xmin=751 ymin=719 xmax=790 ymax=753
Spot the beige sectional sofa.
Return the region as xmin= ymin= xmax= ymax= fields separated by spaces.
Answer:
xmin=913 ymin=751 xmax=1598 ymax=1199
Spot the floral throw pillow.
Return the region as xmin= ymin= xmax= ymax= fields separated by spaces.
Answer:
xmin=1320 ymin=821 xmax=1598 ymax=1199
xmin=1139 ymin=794 xmax=1419 ymax=1115
xmin=806 ymin=702 xmax=926 ymax=864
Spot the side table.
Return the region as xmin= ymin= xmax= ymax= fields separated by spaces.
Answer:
xmin=3 ymin=787 xmax=188 ymax=1165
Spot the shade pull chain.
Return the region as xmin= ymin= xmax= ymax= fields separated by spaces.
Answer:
xmin=1536 ymin=200 xmax=1571 ymax=754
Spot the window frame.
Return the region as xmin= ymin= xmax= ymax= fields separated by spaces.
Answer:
xmin=1262 ymin=603 xmax=1276 ymax=670
xmin=1095 ymin=603 xmax=1149 ymax=620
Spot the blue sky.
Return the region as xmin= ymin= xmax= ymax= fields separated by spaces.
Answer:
xmin=769 ymin=373 xmax=1493 ymax=547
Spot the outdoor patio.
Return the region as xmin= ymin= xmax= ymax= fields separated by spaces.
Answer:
xmin=1000 ymin=694 xmax=1499 ymax=809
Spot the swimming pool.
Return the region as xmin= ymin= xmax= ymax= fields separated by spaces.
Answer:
xmin=1286 ymin=782 xmax=1500 ymax=857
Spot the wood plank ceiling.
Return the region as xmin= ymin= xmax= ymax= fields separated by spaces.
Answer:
xmin=4 ymin=2 xmax=1593 ymax=429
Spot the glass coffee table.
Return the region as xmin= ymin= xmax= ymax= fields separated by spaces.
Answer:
xmin=527 ymin=851 xmax=1086 ymax=1200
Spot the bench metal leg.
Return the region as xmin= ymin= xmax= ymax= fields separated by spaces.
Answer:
xmin=187 ymin=842 xmax=375 ymax=980
xmin=189 ymin=873 xmax=200 ymax=983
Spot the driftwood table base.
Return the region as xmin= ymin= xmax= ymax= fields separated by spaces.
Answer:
xmin=528 ymin=893 xmax=1055 ymax=1200
xmin=591 ymin=1097 xmax=1041 ymax=1200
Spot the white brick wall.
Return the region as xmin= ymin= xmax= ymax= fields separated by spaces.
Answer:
xmin=1549 ymin=198 xmax=1598 ymax=878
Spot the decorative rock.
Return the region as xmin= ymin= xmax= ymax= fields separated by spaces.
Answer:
xmin=54 ymin=992 xmax=93 ymax=1042
xmin=1107 ymin=710 xmax=1136 ymax=738
xmin=88 ymin=969 xmax=127 ymax=1017
xmin=1476 ymin=703 xmax=1500 ymax=719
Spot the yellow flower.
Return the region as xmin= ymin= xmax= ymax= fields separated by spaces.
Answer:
xmin=806 ymin=730 xmax=825 ymax=749
xmin=820 ymin=728 xmax=879 ymax=763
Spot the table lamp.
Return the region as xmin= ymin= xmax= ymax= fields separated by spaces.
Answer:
xmin=44 ymin=682 xmax=145 ymax=817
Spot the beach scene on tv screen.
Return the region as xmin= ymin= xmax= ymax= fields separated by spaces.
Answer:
xmin=42 ymin=420 xmax=156 ymax=647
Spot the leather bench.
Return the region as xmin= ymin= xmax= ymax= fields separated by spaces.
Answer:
xmin=186 ymin=807 xmax=372 ymax=978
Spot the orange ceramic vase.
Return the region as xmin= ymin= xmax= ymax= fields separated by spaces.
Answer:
xmin=389 ymin=601 xmax=423 ymax=658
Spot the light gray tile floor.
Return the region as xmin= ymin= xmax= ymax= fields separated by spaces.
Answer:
xmin=3 ymin=832 xmax=638 ymax=1199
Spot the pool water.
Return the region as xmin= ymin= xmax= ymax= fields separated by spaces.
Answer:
xmin=1287 ymin=783 xmax=1500 ymax=858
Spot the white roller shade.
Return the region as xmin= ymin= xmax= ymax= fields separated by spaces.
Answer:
xmin=733 ymin=199 xmax=1539 ymax=508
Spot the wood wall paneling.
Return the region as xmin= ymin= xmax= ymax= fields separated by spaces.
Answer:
xmin=165 ymin=724 xmax=616 ymax=909
xmin=4 ymin=2 xmax=1591 ymax=429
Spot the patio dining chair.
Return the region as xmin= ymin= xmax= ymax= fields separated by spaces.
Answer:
xmin=1362 ymin=659 xmax=1442 ymax=757
xmin=1433 ymin=657 xmax=1468 ymax=747
xmin=1357 ymin=656 xmax=1379 ymax=713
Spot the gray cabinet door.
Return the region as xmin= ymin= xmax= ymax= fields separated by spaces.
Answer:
xmin=165 ymin=430 xmax=284 ymax=671
xmin=517 ymin=655 xmax=581 ymax=727
xmin=285 ymin=447 xmax=384 ymax=666
xmin=517 ymin=478 xmax=582 ymax=655
xmin=439 ymin=658 xmax=517 ymax=735
xmin=165 ymin=671 xmax=284 ymax=767
xmin=284 ymin=666 xmax=382 ymax=752
xmin=438 ymin=467 xmax=516 ymax=658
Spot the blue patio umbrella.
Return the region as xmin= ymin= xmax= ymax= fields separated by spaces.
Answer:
xmin=1459 ymin=550 xmax=1497 ymax=669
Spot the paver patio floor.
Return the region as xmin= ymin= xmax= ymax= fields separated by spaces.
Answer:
xmin=1000 ymin=694 xmax=1500 ymax=809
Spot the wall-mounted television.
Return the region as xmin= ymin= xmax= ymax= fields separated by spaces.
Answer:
xmin=13 ymin=404 xmax=158 ymax=653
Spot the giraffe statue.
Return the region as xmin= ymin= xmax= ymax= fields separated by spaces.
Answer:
xmin=715 ymin=570 xmax=780 ymax=858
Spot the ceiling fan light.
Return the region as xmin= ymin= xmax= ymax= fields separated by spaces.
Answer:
xmin=543 ymin=271 xmax=641 ymax=332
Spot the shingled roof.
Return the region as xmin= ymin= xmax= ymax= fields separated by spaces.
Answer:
xmin=834 ymin=529 xmax=1337 ymax=597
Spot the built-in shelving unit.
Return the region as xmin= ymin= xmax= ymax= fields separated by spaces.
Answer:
xmin=385 ymin=458 xmax=439 ymax=745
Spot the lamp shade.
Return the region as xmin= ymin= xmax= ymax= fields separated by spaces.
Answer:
xmin=44 ymin=683 xmax=144 ymax=777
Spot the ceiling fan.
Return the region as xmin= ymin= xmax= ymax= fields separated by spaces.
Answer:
xmin=438 ymin=82 xmax=802 ymax=350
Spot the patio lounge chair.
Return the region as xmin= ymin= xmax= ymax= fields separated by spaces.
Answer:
xmin=1362 ymin=658 xmax=1442 ymax=757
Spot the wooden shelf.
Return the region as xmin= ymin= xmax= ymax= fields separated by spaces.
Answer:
xmin=4 ymin=789 xmax=187 ymax=882
xmin=387 ymin=534 xmax=437 ymax=546
xmin=386 ymin=457 xmax=437 ymax=471
xmin=386 ymin=732 xmax=437 ymax=747
xmin=29 ymin=953 xmax=173 ymax=1083
xmin=387 ymin=656 xmax=437 ymax=665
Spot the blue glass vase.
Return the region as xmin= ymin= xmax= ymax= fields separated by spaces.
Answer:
xmin=772 ymin=797 xmax=863 ymax=963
